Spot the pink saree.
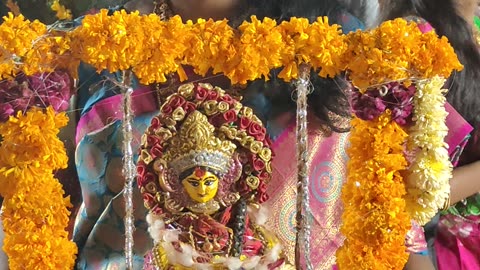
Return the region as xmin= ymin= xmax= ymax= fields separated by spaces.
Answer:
xmin=264 ymin=114 xmax=427 ymax=269
xmin=435 ymin=103 xmax=479 ymax=270
xmin=264 ymin=115 xmax=348 ymax=269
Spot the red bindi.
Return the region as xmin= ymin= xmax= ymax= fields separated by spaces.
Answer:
xmin=194 ymin=167 xmax=206 ymax=178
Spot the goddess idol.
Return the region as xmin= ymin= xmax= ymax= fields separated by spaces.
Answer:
xmin=136 ymin=83 xmax=289 ymax=269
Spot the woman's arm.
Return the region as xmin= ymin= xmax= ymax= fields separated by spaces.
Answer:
xmin=450 ymin=160 xmax=480 ymax=205
xmin=404 ymin=253 xmax=435 ymax=270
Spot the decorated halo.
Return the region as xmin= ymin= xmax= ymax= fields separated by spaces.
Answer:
xmin=137 ymin=83 xmax=274 ymax=215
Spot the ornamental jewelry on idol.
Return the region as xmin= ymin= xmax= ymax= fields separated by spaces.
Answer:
xmin=137 ymin=83 xmax=294 ymax=269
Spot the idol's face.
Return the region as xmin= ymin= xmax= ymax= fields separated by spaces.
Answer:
xmin=181 ymin=168 xmax=219 ymax=203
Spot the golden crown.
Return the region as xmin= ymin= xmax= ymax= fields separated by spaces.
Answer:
xmin=163 ymin=110 xmax=237 ymax=176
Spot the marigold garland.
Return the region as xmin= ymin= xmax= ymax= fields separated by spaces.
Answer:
xmin=70 ymin=10 xmax=345 ymax=84
xmin=0 ymin=12 xmax=462 ymax=85
xmin=0 ymin=13 xmax=72 ymax=79
xmin=0 ymin=11 xmax=465 ymax=270
xmin=404 ymin=77 xmax=452 ymax=225
xmin=342 ymin=18 xmax=463 ymax=90
xmin=336 ymin=111 xmax=411 ymax=270
xmin=0 ymin=107 xmax=78 ymax=270
xmin=277 ymin=17 xmax=346 ymax=80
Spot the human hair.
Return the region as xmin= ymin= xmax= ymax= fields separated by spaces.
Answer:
xmin=230 ymin=0 xmax=282 ymax=27
xmin=0 ymin=2 xmax=8 ymax=21
xmin=378 ymin=0 xmax=480 ymax=128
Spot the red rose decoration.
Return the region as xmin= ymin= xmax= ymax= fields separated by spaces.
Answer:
xmin=257 ymin=171 xmax=270 ymax=181
xmin=251 ymin=156 xmax=266 ymax=171
xmin=239 ymin=117 xmax=252 ymax=130
xmin=137 ymin=161 xmax=147 ymax=178
xmin=147 ymin=135 xmax=162 ymax=147
xmin=167 ymin=95 xmax=186 ymax=108
xmin=161 ymin=104 xmax=173 ymax=115
xmin=183 ymin=101 xmax=196 ymax=114
xmin=150 ymin=117 xmax=161 ymax=130
xmin=138 ymin=172 xmax=156 ymax=187
xmin=151 ymin=205 xmax=163 ymax=215
xmin=210 ymin=109 xmax=238 ymax=126
xmin=247 ymin=122 xmax=266 ymax=141
xmin=208 ymin=90 xmax=219 ymax=100
xmin=257 ymin=192 xmax=269 ymax=203
xmin=150 ymin=144 xmax=164 ymax=159
xmin=223 ymin=109 xmax=238 ymax=123
xmin=143 ymin=192 xmax=156 ymax=207
xmin=194 ymin=86 xmax=209 ymax=101
xmin=218 ymin=95 xmax=235 ymax=105
xmin=258 ymin=181 xmax=268 ymax=193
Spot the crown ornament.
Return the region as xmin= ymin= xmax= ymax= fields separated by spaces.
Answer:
xmin=163 ymin=110 xmax=237 ymax=176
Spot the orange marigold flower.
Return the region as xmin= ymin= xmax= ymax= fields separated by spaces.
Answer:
xmin=336 ymin=112 xmax=411 ymax=270
xmin=0 ymin=107 xmax=77 ymax=269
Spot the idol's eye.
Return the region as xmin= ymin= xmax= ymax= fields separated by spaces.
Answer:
xmin=187 ymin=180 xmax=200 ymax=187
xmin=203 ymin=177 xmax=217 ymax=186
xmin=204 ymin=180 xmax=214 ymax=186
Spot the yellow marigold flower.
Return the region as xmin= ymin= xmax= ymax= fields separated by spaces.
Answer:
xmin=277 ymin=17 xmax=346 ymax=81
xmin=0 ymin=107 xmax=77 ymax=270
xmin=306 ymin=17 xmax=346 ymax=78
xmin=182 ymin=18 xmax=235 ymax=78
xmin=133 ymin=15 xmax=190 ymax=84
xmin=227 ymin=16 xmax=285 ymax=84
xmin=0 ymin=107 xmax=68 ymax=170
xmin=50 ymin=0 xmax=72 ymax=21
xmin=278 ymin=17 xmax=310 ymax=80
xmin=343 ymin=18 xmax=462 ymax=91
xmin=0 ymin=13 xmax=64 ymax=77
xmin=71 ymin=9 xmax=128 ymax=72
xmin=417 ymin=34 xmax=464 ymax=78
xmin=336 ymin=112 xmax=411 ymax=270
xmin=0 ymin=56 xmax=16 ymax=79
xmin=0 ymin=13 xmax=47 ymax=57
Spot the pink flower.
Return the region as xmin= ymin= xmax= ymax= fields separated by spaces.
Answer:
xmin=0 ymin=103 xmax=14 ymax=121
xmin=0 ymin=71 xmax=73 ymax=122
xmin=350 ymin=82 xmax=415 ymax=125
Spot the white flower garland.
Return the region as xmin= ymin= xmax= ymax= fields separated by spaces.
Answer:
xmin=404 ymin=76 xmax=452 ymax=225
